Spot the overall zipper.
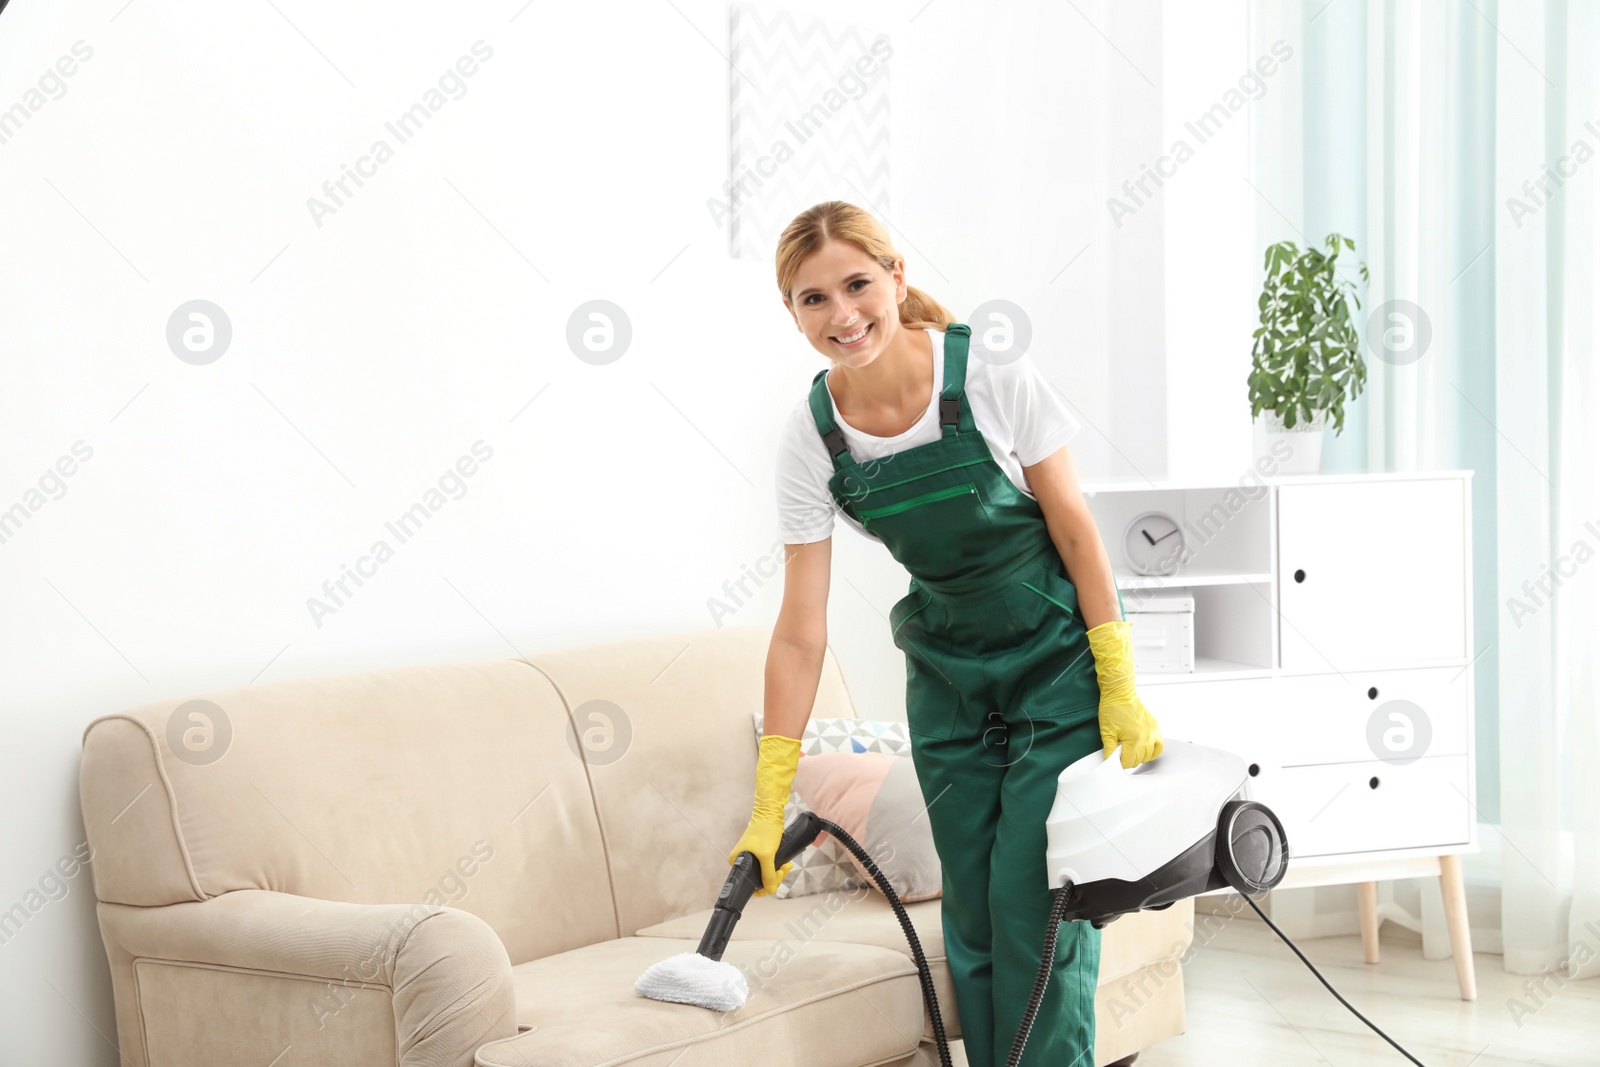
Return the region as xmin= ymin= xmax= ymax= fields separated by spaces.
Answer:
xmin=862 ymin=455 xmax=988 ymax=493
xmin=859 ymin=482 xmax=977 ymax=524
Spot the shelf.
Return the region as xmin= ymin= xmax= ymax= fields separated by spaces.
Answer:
xmin=1088 ymin=486 xmax=1279 ymax=680
xmin=1135 ymin=656 xmax=1275 ymax=684
xmin=1116 ymin=569 xmax=1272 ymax=590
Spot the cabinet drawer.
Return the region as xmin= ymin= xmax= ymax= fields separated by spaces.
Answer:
xmin=1250 ymin=754 xmax=1472 ymax=858
xmin=1270 ymin=667 xmax=1471 ymax=767
xmin=1138 ymin=678 xmax=1277 ymax=781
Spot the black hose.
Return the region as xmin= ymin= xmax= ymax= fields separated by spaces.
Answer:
xmin=815 ymin=819 xmax=1086 ymax=1067
xmin=813 ymin=817 xmax=954 ymax=1067
xmin=1002 ymin=885 xmax=1076 ymax=1067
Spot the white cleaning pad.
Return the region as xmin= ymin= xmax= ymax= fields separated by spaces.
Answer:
xmin=634 ymin=951 xmax=750 ymax=1012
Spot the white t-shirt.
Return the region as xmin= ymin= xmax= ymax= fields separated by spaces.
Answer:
xmin=775 ymin=327 xmax=1082 ymax=544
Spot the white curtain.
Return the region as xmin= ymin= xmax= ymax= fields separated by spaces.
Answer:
xmin=1492 ymin=0 xmax=1600 ymax=979
xmin=1251 ymin=0 xmax=1600 ymax=976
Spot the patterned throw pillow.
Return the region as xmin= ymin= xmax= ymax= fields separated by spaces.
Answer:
xmin=751 ymin=713 xmax=915 ymax=898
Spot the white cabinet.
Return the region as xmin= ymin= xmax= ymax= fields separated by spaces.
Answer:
xmin=1082 ymin=471 xmax=1479 ymax=998
xmin=1081 ymin=471 xmax=1477 ymax=856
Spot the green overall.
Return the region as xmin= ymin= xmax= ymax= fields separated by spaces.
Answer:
xmin=807 ymin=323 xmax=1124 ymax=1067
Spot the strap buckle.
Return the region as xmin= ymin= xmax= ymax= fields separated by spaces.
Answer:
xmin=940 ymin=397 xmax=960 ymax=427
xmin=822 ymin=426 xmax=849 ymax=462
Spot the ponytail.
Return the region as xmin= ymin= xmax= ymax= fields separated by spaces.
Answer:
xmin=897 ymin=284 xmax=956 ymax=333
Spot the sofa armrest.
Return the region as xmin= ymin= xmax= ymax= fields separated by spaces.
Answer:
xmin=98 ymin=889 xmax=516 ymax=1067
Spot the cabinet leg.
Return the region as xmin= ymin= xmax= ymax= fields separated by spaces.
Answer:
xmin=1438 ymin=854 xmax=1477 ymax=1001
xmin=1355 ymin=881 xmax=1380 ymax=964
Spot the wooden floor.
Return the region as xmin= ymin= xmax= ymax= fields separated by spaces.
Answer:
xmin=941 ymin=912 xmax=1600 ymax=1066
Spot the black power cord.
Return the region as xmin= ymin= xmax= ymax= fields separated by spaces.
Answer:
xmin=1239 ymin=891 xmax=1428 ymax=1066
xmin=809 ymin=818 xmax=1428 ymax=1067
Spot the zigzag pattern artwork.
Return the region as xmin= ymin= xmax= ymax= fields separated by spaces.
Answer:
xmin=725 ymin=2 xmax=892 ymax=262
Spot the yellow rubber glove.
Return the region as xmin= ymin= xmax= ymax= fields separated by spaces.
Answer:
xmin=727 ymin=733 xmax=803 ymax=896
xmin=1087 ymin=620 xmax=1165 ymax=769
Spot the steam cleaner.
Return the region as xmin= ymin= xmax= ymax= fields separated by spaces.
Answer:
xmin=636 ymin=739 xmax=1431 ymax=1066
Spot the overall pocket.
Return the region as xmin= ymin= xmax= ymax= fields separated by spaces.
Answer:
xmin=1016 ymin=565 xmax=1101 ymax=721
xmin=903 ymin=650 xmax=961 ymax=741
xmin=889 ymin=585 xmax=932 ymax=641
xmin=1020 ymin=562 xmax=1079 ymax=623
xmin=860 ymin=481 xmax=994 ymax=580
xmin=889 ymin=589 xmax=960 ymax=741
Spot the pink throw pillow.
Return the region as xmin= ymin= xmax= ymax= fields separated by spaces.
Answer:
xmin=790 ymin=751 xmax=942 ymax=902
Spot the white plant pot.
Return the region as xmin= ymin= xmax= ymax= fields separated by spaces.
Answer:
xmin=1255 ymin=408 xmax=1327 ymax=474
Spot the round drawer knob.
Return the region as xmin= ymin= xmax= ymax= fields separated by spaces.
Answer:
xmin=1293 ymin=569 xmax=1306 ymax=583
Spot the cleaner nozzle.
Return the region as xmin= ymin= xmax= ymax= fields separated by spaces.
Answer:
xmin=696 ymin=811 xmax=825 ymax=960
xmin=635 ymin=811 xmax=828 ymax=1014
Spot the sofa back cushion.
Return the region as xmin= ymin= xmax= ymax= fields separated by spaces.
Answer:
xmin=521 ymin=624 xmax=859 ymax=936
xmin=79 ymin=658 xmax=619 ymax=965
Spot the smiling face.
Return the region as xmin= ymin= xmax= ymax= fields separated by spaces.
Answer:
xmin=784 ymin=238 xmax=906 ymax=369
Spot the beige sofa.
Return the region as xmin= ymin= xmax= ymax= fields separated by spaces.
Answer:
xmin=79 ymin=624 xmax=1194 ymax=1067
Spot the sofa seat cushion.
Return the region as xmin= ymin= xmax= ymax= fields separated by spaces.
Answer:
xmin=474 ymin=936 xmax=923 ymax=1067
xmin=634 ymin=893 xmax=1196 ymax=1044
xmin=636 ymin=892 xmax=944 ymax=966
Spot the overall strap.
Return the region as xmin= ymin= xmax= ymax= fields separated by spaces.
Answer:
xmin=940 ymin=323 xmax=977 ymax=437
xmin=808 ymin=368 xmax=855 ymax=471
xmin=809 ymin=323 xmax=974 ymax=467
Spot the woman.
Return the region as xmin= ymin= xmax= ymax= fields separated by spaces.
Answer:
xmin=728 ymin=201 xmax=1164 ymax=1067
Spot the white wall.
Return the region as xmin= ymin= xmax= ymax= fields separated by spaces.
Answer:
xmin=0 ymin=1 xmax=1257 ymax=1061
xmin=1166 ymin=0 xmax=1257 ymax=480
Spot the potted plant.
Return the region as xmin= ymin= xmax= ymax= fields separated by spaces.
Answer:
xmin=1248 ymin=233 xmax=1369 ymax=473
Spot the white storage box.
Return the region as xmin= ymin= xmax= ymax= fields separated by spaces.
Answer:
xmin=1126 ymin=591 xmax=1194 ymax=674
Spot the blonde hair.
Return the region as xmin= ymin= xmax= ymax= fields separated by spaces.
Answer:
xmin=775 ymin=200 xmax=956 ymax=333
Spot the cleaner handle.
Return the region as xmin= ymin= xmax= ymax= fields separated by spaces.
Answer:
xmin=697 ymin=812 xmax=825 ymax=961
xmin=729 ymin=810 xmax=824 ymax=904
xmin=774 ymin=810 xmax=825 ymax=866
